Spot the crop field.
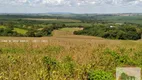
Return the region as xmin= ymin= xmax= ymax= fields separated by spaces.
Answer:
xmin=23 ymin=18 xmax=81 ymax=23
xmin=0 ymin=14 xmax=142 ymax=80
xmin=52 ymin=28 xmax=83 ymax=37
xmin=13 ymin=28 xmax=28 ymax=34
xmin=0 ymin=28 xmax=142 ymax=80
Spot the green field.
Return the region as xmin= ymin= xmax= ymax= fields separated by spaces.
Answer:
xmin=0 ymin=25 xmax=6 ymax=29
xmin=23 ymin=18 xmax=81 ymax=23
xmin=13 ymin=28 xmax=28 ymax=34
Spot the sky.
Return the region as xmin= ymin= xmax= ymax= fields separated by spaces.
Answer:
xmin=0 ymin=0 xmax=142 ymax=13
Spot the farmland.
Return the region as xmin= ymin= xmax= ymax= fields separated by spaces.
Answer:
xmin=0 ymin=14 xmax=142 ymax=80
xmin=23 ymin=18 xmax=81 ymax=23
xmin=0 ymin=27 xmax=142 ymax=80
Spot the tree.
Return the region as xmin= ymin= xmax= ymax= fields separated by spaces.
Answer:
xmin=26 ymin=31 xmax=35 ymax=37
xmin=137 ymin=28 xmax=142 ymax=39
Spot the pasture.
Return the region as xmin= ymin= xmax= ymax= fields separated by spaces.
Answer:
xmin=13 ymin=28 xmax=28 ymax=34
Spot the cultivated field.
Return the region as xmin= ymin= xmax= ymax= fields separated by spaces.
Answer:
xmin=23 ymin=18 xmax=81 ymax=23
xmin=0 ymin=28 xmax=142 ymax=80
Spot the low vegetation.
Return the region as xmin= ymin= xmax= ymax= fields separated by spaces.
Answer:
xmin=0 ymin=36 xmax=142 ymax=80
xmin=0 ymin=28 xmax=142 ymax=80
xmin=13 ymin=28 xmax=28 ymax=34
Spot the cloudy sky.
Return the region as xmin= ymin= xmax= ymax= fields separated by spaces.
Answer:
xmin=0 ymin=0 xmax=142 ymax=13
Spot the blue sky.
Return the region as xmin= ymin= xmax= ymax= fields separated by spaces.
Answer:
xmin=0 ymin=0 xmax=142 ymax=13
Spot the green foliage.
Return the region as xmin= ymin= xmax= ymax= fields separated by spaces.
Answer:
xmin=103 ymin=48 xmax=136 ymax=66
xmin=0 ymin=25 xmax=6 ymax=29
xmin=88 ymin=70 xmax=114 ymax=80
xmin=35 ymin=31 xmax=43 ymax=37
xmin=40 ymin=26 xmax=54 ymax=36
xmin=13 ymin=28 xmax=28 ymax=34
xmin=0 ymin=27 xmax=23 ymax=37
xmin=42 ymin=56 xmax=57 ymax=69
xmin=74 ymin=24 xmax=141 ymax=40
xmin=26 ymin=30 xmax=36 ymax=37
xmin=62 ymin=56 xmax=75 ymax=76
xmin=103 ymin=48 xmax=118 ymax=57
xmin=42 ymin=56 xmax=58 ymax=79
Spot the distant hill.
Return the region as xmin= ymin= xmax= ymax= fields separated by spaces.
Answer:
xmin=47 ymin=12 xmax=73 ymax=14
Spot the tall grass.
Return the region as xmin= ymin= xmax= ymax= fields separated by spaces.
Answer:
xmin=0 ymin=29 xmax=142 ymax=80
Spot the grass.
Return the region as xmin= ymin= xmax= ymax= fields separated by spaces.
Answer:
xmin=13 ymin=28 xmax=28 ymax=34
xmin=0 ymin=25 xmax=6 ymax=29
xmin=0 ymin=28 xmax=142 ymax=80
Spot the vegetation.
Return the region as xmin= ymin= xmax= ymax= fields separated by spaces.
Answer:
xmin=0 ymin=34 xmax=142 ymax=79
xmin=13 ymin=28 xmax=28 ymax=34
xmin=88 ymin=70 xmax=114 ymax=80
xmin=1 ymin=14 xmax=142 ymax=39
xmin=0 ymin=27 xmax=23 ymax=37
xmin=0 ymin=25 xmax=5 ymax=29
xmin=0 ymin=14 xmax=142 ymax=80
xmin=74 ymin=24 xmax=142 ymax=40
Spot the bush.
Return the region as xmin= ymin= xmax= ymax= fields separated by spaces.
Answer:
xmin=0 ymin=28 xmax=23 ymax=37
xmin=26 ymin=31 xmax=36 ymax=37
xmin=42 ymin=56 xmax=57 ymax=69
xmin=62 ymin=56 xmax=75 ymax=77
xmin=42 ymin=56 xmax=58 ymax=79
xmin=88 ymin=70 xmax=114 ymax=80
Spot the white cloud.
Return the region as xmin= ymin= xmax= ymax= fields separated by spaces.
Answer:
xmin=1 ymin=0 xmax=142 ymax=13
xmin=0 ymin=0 xmax=142 ymax=6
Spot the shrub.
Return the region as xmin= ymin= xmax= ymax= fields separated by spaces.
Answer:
xmin=88 ymin=70 xmax=114 ymax=80
xmin=62 ymin=56 xmax=75 ymax=77
xmin=42 ymin=56 xmax=57 ymax=70
xmin=26 ymin=31 xmax=36 ymax=37
xmin=42 ymin=56 xmax=58 ymax=79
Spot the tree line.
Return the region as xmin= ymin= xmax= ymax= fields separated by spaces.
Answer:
xmin=74 ymin=24 xmax=142 ymax=40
